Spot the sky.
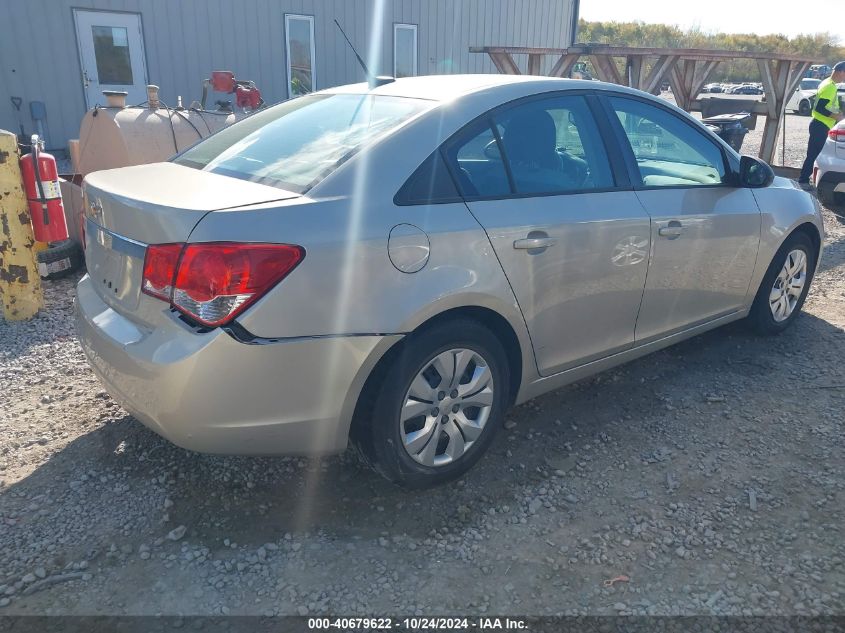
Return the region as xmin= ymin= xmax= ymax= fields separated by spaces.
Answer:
xmin=580 ymin=0 xmax=845 ymax=45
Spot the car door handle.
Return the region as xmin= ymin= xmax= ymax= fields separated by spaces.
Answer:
xmin=513 ymin=237 xmax=557 ymax=250
xmin=658 ymin=222 xmax=684 ymax=238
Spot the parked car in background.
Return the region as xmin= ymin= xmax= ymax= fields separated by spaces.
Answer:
xmin=808 ymin=64 xmax=832 ymax=79
xmin=788 ymin=78 xmax=821 ymax=116
xmin=730 ymin=83 xmax=764 ymax=95
xmin=702 ymin=83 xmax=723 ymax=93
xmin=76 ymin=75 xmax=824 ymax=487
xmin=814 ymin=119 xmax=845 ymax=209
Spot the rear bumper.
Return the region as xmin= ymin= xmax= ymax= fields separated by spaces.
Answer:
xmin=75 ymin=274 xmax=396 ymax=455
xmin=814 ymin=151 xmax=845 ymax=203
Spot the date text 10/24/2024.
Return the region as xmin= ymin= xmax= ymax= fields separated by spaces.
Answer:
xmin=307 ymin=617 xmax=528 ymax=630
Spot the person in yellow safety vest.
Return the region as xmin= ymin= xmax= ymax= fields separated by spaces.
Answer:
xmin=799 ymin=61 xmax=845 ymax=188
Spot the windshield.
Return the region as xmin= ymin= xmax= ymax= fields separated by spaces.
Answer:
xmin=175 ymin=94 xmax=431 ymax=193
xmin=800 ymin=79 xmax=821 ymax=90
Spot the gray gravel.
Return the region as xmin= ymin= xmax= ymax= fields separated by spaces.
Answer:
xmin=1 ymin=195 xmax=844 ymax=617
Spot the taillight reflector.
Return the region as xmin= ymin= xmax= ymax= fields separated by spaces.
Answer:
xmin=141 ymin=244 xmax=182 ymax=301
xmin=141 ymin=242 xmax=304 ymax=327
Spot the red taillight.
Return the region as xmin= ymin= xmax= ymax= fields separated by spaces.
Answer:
xmin=828 ymin=128 xmax=845 ymax=142
xmin=141 ymin=244 xmax=182 ymax=301
xmin=141 ymin=242 xmax=304 ymax=327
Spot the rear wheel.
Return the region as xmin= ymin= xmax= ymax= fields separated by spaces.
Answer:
xmin=798 ymin=100 xmax=811 ymax=116
xmin=747 ymin=232 xmax=816 ymax=334
xmin=354 ymin=319 xmax=509 ymax=488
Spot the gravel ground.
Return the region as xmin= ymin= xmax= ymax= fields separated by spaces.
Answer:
xmin=1 ymin=167 xmax=844 ymax=618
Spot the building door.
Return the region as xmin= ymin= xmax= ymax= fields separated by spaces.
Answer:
xmin=74 ymin=10 xmax=148 ymax=109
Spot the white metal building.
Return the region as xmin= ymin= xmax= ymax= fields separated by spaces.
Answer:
xmin=0 ymin=0 xmax=579 ymax=153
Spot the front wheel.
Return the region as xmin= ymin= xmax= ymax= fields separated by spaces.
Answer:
xmin=354 ymin=319 xmax=510 ymax=488
xmin=747 ymin=232 xmax=816 ymax=335
xmin=798 ymin=100 xmax=811 ymax=116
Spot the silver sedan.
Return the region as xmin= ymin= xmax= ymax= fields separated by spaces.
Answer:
xmin=76 ymin=75 xmax=824 ymax=487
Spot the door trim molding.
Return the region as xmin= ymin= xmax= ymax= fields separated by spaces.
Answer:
xmin=518 ymin=309 xmax=746 ymax=403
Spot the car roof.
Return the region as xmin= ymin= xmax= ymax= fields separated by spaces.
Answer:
xmin=322 ymin=74 xmax=601 ymax=102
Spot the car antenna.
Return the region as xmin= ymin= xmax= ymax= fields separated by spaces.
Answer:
xmin=334 ymin=19 xmax=393 ymax=89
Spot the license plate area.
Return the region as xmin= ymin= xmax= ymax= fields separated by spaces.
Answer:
xmin=85 ymin=218 xmax=147 ymax=311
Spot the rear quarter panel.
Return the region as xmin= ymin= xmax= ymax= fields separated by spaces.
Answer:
xmin=186 ymin=96 xmax=541 ymax=390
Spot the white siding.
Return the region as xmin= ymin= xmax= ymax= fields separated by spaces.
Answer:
xmin=0 ymin=0 xmax=577 ymax=152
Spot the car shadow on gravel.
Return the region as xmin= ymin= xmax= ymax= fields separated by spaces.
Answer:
xmin=3 ymin=301 xmax=843 ymax=569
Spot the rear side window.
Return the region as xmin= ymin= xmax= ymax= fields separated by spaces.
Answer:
xmin=175 ymin=94 xmax=430 ymax=193
xmin=493 ymin=95 xmax=614 ymax=194
xmin=395 ymin=151 xmax=460 ymax=205
xmin=443 ymin=119 xmax=511 ymax=198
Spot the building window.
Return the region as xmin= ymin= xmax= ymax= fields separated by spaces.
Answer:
xmin=394 ymin=24 xmax=418 ymax=78
xmin=285 ymin=14 xmax=315 ymax=97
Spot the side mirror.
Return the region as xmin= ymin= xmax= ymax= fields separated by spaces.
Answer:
xmin=739 ymin=155 xmax=774 ymax=188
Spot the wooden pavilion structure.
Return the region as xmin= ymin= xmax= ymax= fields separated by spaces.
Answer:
xmin=470 ymin=44 xmax=818 ymax=164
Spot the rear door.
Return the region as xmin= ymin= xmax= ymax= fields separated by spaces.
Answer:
xmin=601 ymin=95 xmax=761 ymax=342
xmin=445 ymin=93 xmax=651 ymax=376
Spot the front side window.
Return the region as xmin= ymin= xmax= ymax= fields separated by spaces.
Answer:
xmin=493 ymin=95 xmax=614 ymax=194
xmin=175 ymin=94 xmax=430 ymax=192
xmin=285 ymin=14 xmax=315 ymax=97
xmin=394 ymin=24 xmax=418 ymax=78
xmin=609 ymin=96 xmax=726 ymax=187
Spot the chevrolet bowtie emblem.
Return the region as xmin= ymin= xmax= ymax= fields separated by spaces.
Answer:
xmin=89 ymin=198 xmax=104 ymax=222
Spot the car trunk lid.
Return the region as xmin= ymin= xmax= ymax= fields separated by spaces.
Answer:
xmin=83 ymin=162 xmax=298 ymax=315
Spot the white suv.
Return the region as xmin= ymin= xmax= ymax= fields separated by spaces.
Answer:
xmin=814 ymin=120 xmax=845 ymax=209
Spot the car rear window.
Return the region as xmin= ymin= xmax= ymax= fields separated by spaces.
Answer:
xmin=175 ymin=94 xmax=430 ymax=193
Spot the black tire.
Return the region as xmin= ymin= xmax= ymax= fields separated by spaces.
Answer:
xmin=817 ymin=181 xmax=835 ymax=208
xmin=37 ymin=239 xmax=83 ymax=280
xmin=798 ymin=100 xmax=811 ymax=116
xmin=747 ymin=232 xmax=816 ymax=335
xmin=816 ymin=182 xmax=845 ymax=211
xmin=353 ymin=319 xmax=510 ymax=488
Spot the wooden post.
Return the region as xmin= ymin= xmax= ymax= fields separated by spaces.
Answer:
xmin=756 ymin=60 xmax=810 ymax=163
xmin=489 ymin=52 xmax=521 ymax=75
xmin=642 ymin=55 xmax=678 ymax=94
xmin=589 ymin=54 xmax=623 ymax=85
xmin=626 ymin=55 xmax=644 ymax=90
xmin=549 ymin=53 xmax=581 ymax=78
xmin=527 ymin=53 xmax=542 ymax=76
xmin=0 ymin=129 xmax=43 ymax=320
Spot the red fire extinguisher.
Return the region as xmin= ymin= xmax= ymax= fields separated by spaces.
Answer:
xmin=20 ymin=134 xmax=69 ymax=243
